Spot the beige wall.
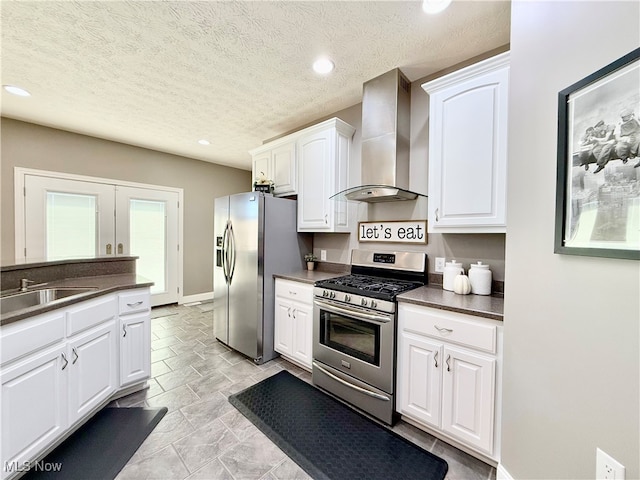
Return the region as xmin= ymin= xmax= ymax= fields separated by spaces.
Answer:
xmin=1 ymin=117 xmax=251 ymax=296
xmin=502 ymin=2 xmax=639 ymax=478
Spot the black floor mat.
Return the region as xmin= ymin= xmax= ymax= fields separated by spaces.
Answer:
xmin=229 ymin=370 xmax=448 ymax=480
xmin=22 ymin=406 xmax=167 ymax=480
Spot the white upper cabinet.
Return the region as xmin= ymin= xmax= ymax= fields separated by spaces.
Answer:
xmin=296 ymin=118 xmax=355 ymax=232
xmin=250 ymin=140 xmax=297 ymax=196
xmin=422 ymin=52 xmax=509 ymax=233
xmin=249 ymin=117 xmax=355 ymax=232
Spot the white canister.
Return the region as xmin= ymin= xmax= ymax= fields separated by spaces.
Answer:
xmin=443 ymin=260 xmax=464 ymax=291
xmin=469 ymin=261 xmax=492 ymax=295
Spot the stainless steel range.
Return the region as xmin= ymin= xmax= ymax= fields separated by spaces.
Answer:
xmin=312 ymin=249 xmax=427 ymax=425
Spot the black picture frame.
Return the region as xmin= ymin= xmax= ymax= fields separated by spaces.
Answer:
xmin=555 ymin=47 xmax=640 ymax=260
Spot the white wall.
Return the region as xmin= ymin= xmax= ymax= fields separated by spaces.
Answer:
xmin=502 ymin=2 xmax=639 ymax=478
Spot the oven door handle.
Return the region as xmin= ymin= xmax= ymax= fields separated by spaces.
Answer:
xmin=312 ymin=361 xmax=390 ymax=402
xmin=313 ymin=300 xmax=392 ymax=324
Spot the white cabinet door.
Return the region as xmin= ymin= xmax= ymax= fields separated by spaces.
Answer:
xmin=397 ymin=330 xmax=442 ymax=429
xmin=297 ymin=128 xmax=333 ymax=231
xmin=67 ymin=321 xmax=117 ymax=426
xmin=120 ymin=312 xmax=151 ymax=387
xmin=291 ymin=302 xmax=313 ymax=369
xmin=274 ymin=297 xmax=294 ymax=357
xmin=423 ymin=52 xmax=509 ymax=233
xmin=0 ymin=344 xmax=67 ymax=479
xmin=252 ymin=151 xmax=272 ymax=187
xmin=441 ymin=345 xmax=495 ymax=453
xmin=272 ymin=143 xmax=297 ymax=196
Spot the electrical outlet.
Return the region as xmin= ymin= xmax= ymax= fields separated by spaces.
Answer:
xmin=320 ymin=249 xmax=327 ymax=261
xmin=596 ymin=448 xmax=625 ymax=479
xmin=435 ymin=257 xmax=446 ymax=273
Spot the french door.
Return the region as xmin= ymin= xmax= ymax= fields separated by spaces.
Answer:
xmin=115 ymin=186 xmax=179 ymax=306
xmin=19 ymin=171 xmax=181 ymax=307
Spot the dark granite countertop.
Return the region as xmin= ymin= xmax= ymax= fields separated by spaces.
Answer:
xmin=274 ymin=266 xmax=503 ymax=321
xmin=1 ymin=274 xmax=153 ymax=326
xmin=397 ymin=286 xmax=504 ymax=321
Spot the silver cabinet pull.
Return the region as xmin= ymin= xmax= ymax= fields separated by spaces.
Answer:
xmin=127 ymin=301 xmax=143 ymax=307
xmin=434 ymin=350 xmax=439 ymax=368
xmin=122 ymin=324 xmax=127 ymax=337
xmin=292 ymin=308 xmax=296 ymax=319
xmin=324 ymin=214 xmax=328 ymax=225
xmin=434 ymin=325 xmax=453 ymax=334
xmin=61 ymin=353 xmax=68 ymax=370
xmin=106 ymin=243 xmax=112 ymax=255
xmin=117 ymin=243 xmax=124 ymax=254
xmin=288 ymin=290 xmax=297 ymax=296
xmin=446 ymin=354 xmax=451 ymax=372
xmin=435 ymin=208 xmax=439 ymax=222
xmin=72 ymin=347 xmax=79 ymax=364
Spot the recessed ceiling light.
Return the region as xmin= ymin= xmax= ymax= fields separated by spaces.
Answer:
xmin=3 ymin=85 xmax=31 ymax=97
xmin=422 ymin=0 xmax=452 ymax=14
xmin=313 ymin=58 xmax=335 ymax=75
xmin=198 ymin=139 xmax=211 ymax=146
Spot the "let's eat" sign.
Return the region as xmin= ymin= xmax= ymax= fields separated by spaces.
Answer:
xmin=358 ymin=220 xmax=427 ymax=244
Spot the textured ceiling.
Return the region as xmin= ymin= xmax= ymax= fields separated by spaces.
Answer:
xmin=1 ymin=1 xmax=510 ymax=171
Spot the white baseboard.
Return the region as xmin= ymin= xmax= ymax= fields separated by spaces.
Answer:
xmin=497 ymin=463 xmax=514 ymax=480
xmin=180 ymin=291 xmax=214 ymax=305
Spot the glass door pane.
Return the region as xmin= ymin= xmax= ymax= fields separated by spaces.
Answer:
xmin=129 ymin=199 xmax=166 ymax=295
xmin=116 ymin=186 xmax=179 ymax=307
xmin=46 ymin=192 xmax=97 ymax=260
xmin=24 ymin=175 xmax=115 ymax=262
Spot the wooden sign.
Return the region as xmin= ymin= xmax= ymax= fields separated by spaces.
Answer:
xmin=358 ymin=220 xmax=427 ymax=244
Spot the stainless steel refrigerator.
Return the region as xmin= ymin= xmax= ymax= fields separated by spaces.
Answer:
xmin=213 ymin=192 xmax=310 ymax=364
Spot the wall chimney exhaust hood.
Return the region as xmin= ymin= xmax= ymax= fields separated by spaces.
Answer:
xmin=331 ymin=69 xmax=426 ymax=203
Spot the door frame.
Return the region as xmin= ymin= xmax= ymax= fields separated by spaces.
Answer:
xmin=14 ymin=167 xmax=184 ymax=304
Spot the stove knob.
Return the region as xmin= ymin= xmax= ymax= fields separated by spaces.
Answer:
xmin=322 ymin=290 xmax=328 ymax=297
xmin=330 ymin=291 xmax=335 ymax=299
xmin=371 ymin=300 xmax=377 ymax=308
xmin=345 ymin=294 xmax=351 ymax=302
xmin=361 ymin=298 xmax=368 ymax=307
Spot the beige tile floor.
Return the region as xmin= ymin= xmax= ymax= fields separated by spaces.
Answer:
xmin=112 ymin=302 xmax=496 ymax=480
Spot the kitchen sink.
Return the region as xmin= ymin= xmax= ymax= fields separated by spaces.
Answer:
xmin=0 ymin=287 xmax=98 ymax=315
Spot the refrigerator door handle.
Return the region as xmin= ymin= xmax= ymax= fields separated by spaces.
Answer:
xmin=222 ymin=221 xmax=231 ymax=284
xmin=228 ymin=221 xmax=237 ymax=283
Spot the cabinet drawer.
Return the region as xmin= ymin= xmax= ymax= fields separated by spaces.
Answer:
xmin=66 ymin=295 xmax=117 ymax=336
xmin=0 ymin=311 xmax=65 ymax=366
xmin=275 ymin=279 xmax=313 ymax=303
xmin=118 ymin=289 xmax=150 ymax=315
xmin=399 ymin=304 xmax=496 ymax=354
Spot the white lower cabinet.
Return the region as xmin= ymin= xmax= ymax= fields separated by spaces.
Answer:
xmin=0 ymin=287 xmax=150 ymax=480
xmin=1 ymin=344 xmax=68 ymax=479
xmin=274 ymin=279 xmax=313 ymax=370
xmin=67 ymin=320 xmax=117 ymax=425
xmin=397 ymin=302 xmax=501 ymax=459
xmin=118 ymin=289 xmax=151 ymax=387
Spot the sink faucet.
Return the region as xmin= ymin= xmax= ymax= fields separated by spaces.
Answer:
xmin=19 ymin=278 xmax=35 ymax=292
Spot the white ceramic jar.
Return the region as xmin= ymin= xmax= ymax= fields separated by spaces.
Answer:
xmin=443 ymin=260 xmax=464 ymax=291
xmin=469 ymin=261 xmax=492 ymax=295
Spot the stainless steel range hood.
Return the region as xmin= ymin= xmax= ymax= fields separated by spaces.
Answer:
xmin=332 ymin=69 xmax=425 ymax=203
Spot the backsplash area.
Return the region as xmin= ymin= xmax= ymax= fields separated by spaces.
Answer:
xmin=313 ymin=231 xmax=506 ymax=284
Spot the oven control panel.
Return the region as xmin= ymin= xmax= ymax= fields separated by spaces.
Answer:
xmin=373 ymin=253 xmax=396 ymax=264
xmin=314 ymin=287 xmax=396 ymax=314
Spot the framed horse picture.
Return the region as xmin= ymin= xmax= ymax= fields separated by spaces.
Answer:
xmin=555 ymin=47 xmax=640 ymax=260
